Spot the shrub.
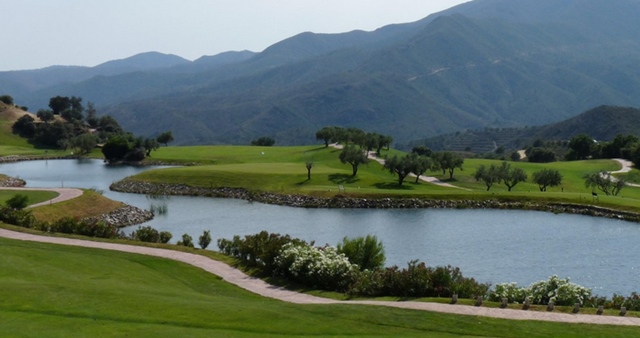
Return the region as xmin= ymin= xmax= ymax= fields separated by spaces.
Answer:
xmin=159 ymin=231 xmax=173 ymax=244
xmin=198 ymin=230 xmax=212 ymax=249
xmin=337 ymin=235 xmax=386 ymax=271
xmin=275 ymin=242 xmax=357 ymax=292
xmin=132 ymin=226 xmax=160 ymax=243
xmin=177 ymin=233 xmax=194 ymax=247
xmin=6 ymin=194 xmax=29 ymax=210
xmin=348 ymin=260 xmax=489 ymax=299
xmin=488 ymin=275 xmax=592 ymax=306
xmin=217 ymin=231 xmax=307 ymax=274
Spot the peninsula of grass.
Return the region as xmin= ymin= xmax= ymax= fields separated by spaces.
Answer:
xmin=1 ymin=235 xmax=638 ymax=337
xmin=132 ymin=145 xmax=640 ymax=214
xmin=30 ymin=189 xmax=123 ymax=221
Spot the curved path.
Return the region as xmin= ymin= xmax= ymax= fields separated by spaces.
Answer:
xmin=330 ymin=144 xmax=465 ymax=189
xmin=0 ymin=187 xmax=83 ymax=208
xmin=0 ymin=227 xmax=639 ymax=327
xmin=609 ymin=159 xmax=640 ymax=188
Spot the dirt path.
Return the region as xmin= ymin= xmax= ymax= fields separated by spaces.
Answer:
xmin=1 ymin=227 xmax=639 ymax=327
xmin=0 ymin=187 xmax=83 ymax=208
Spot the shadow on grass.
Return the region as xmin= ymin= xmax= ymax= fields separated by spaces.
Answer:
xmin=329 ymin=173 xmax=359 ymax=184
xmin=373 ymin=182 xmax=414 ymax=190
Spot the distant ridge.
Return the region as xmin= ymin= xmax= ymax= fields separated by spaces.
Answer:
xmin=403 ymin=106 xmax=640 ymax=153
xmin=3 ymin=0 xmax=640 ymax=146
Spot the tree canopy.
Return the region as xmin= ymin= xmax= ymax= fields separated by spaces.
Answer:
xmin=532 ymin=169 xmax=562 ymax=192
xmin=339 ymin=145 xmax=369 ymax=176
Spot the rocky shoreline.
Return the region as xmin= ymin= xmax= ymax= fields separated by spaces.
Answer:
xmin=110 ymin=180 xmax=640 ymax=223
xmin=83 ymin=204 xmax=154 ymax=227
xmin=0 ymin=176 xmax=26 ymax=187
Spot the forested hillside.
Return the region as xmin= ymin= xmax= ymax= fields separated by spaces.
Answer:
xmin=3 ymin=0 xmax=640 ymax=146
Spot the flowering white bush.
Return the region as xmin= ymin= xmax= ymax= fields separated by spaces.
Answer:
xmin=489 ymin=275 xmax=592 ymax=306
xmin=275 ymin=242 xmax=358 ymax=291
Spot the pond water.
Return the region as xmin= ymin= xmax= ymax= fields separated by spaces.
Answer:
xmin=2 ymin=159 xmax=639 ymax=296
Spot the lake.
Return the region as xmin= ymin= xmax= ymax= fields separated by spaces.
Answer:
xmin=1 ymin=158 xmax=639 ymax=296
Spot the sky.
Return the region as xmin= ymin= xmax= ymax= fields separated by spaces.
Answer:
xmin=1 ymin=0 xmax=469 ymax=71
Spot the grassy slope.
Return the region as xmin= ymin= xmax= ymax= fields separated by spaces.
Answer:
xmin=0 ymin=103 xmax=68 ymax=156
xmin=30 ymin=190 xmax=123 ymax=221
xmin=0 ymin=236 xmax=635 ymax=337
xmin=139 ymin=145 xmax=640 ymax=212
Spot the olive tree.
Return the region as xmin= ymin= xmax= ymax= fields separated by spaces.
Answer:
xmin=532 ymin=169 xmax=562 ymax=192
xmin=339 ymin=145 xmax=369 ymax=176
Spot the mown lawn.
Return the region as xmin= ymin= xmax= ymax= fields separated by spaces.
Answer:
xmin=0 ymin=190 xmax=58 ymax=206
xmin=30 ymin=189 xmax=123 ymax=221
xmin=132 ymin=145 xmax=640 ymax=212
xmin=0 ymin=236 xmax=637 ymax=337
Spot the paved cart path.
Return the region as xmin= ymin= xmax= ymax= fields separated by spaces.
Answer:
xmin=1 ymin=228 xmax=639 ymax=327
xmin=0 ymin=187 xmax=83 ymax=208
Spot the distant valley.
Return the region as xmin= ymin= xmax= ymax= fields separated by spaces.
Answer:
xmin=3 ymin=0 xmax=640 ymax=146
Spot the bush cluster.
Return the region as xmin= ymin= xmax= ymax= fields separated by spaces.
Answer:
xmin=275 ymin=243 xmax=357 ymax=291
xmin=218 ymin=231 xmax=489 ymax=299
xmin=489 ymin=276 xmax=592 ymax=306
xmin=217 ymin=231 xmax=307 ymax=274
xmin=349 ymin=260 xmax=489 ymax=298
xmin=131 ymin=226 xmax=172 ymax=243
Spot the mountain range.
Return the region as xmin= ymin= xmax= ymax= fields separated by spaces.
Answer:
xmin=3 ymin=0 xmax=640 ymax=146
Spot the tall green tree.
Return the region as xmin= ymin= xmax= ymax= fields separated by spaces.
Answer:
xmin=567 ymin=134 xmax=595 ymax=160
xmin=435 ymin=152 xmax=464 ymax=180
xmin=532 ymin=169 xmax=562 ymax=192
xmin=584 ymin=171 xmax=626 ymax=196
xmin=48 ymin=96 xmax=70 ymax=115
xmin=383 ymin=154 xmax=414 ymax=186
xmin=339 ymin=145 xmax=369 ymax=176
xmin=499 ymin=162 xmax=528 ymax=191
xmin=36 ymin=109 xmax=55 ymax=124
xmin=411 ymin=154 xmax=435 ymax=183
xmin=156 ymin=131 xmax=174 ymax=146
xmin=69 ymin=133 xmax=98 ymax=155
xmin=474 ymin=164 xmax=502 ymax=191
xmin=315 ymin=126 xmax=336 ymax=147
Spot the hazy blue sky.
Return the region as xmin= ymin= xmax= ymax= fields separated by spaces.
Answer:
xmin=2 ymin=0 xmax=469 ymax=71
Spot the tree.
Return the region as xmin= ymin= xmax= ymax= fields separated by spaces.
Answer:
xmin=411 ymin=155 xmax=435 ymax=183
xmin=12 ymin=114 xmax=36 ymax=138
xmin=102 ymin=135 xmax=131 ymax=163
xmin=97 ymin=115 xmax=123 ymax=133
xmin=412 ymin=145 xmax=432 ymax=157
xmin=377 ymin=135 xmax=393 ymax=154
xmin=584 ymin=171 xmax=626 ymax=196
xmin=499 ymin=162 xmax=527 ymax=191
xmin=85 ymin=102 xmax=99 ymax=128
xmin=474 ymin=164 xmax=502 ymax=191
xmin=337 ymin=235 xmax=385 ymax=271
xmin=251 ymin=136 xmax=275 ymax=146
xmin=339 ymin=145 xmax=369 ymax=176
xmin=601 ymin=134 xmax=639 ymax=159
xmin=143 ymin=138 xmax=159 ymax=156
xmin=198 ymin=230 xmax=212 ymax=249
xmin=305 ymin=161 xmax=313 ymax=180
xmin=315 ymin=126 xmax=336 ymax=147
xmin=49 ymin=96 xmax=71 ymax=115
xmin=567 ymin=134 xmax=594 ymax=160
xmin=36 ymin=109 xmax=55 ymax=124
xmin=532 ymin=169 xmax=562 ymax=192
xmin=0 ymin=95 xmax=14 ymax=105
xmin=383 ymin=154 xmax=414 ymax=186
xmin=156 ymin=131 xmax=174 ymax=146
xmin=527 ymin=148 xmax=556 ymax=163
xmin=346 ymin=127 xmax=366 ymax=147
xmin=510 ymin=151 xmax=521 ymax=161
xmin=6 ymin=194 xmax=28 ymax=210
xmin=435 ymin=152 xmax=464 ymax=180
xmin=69 ymin=133 xmax=97 ymax=155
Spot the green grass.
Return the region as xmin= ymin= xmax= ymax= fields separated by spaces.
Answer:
xmin=131 ymin=145 xmax=640 ymax=213
xmin=30 ymin=189 xmax=123 ymax=221
xmin=1 ymin=236 xmax=637 ymax=337
xmin=0 ymin=190 xmax=58 ymax=206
